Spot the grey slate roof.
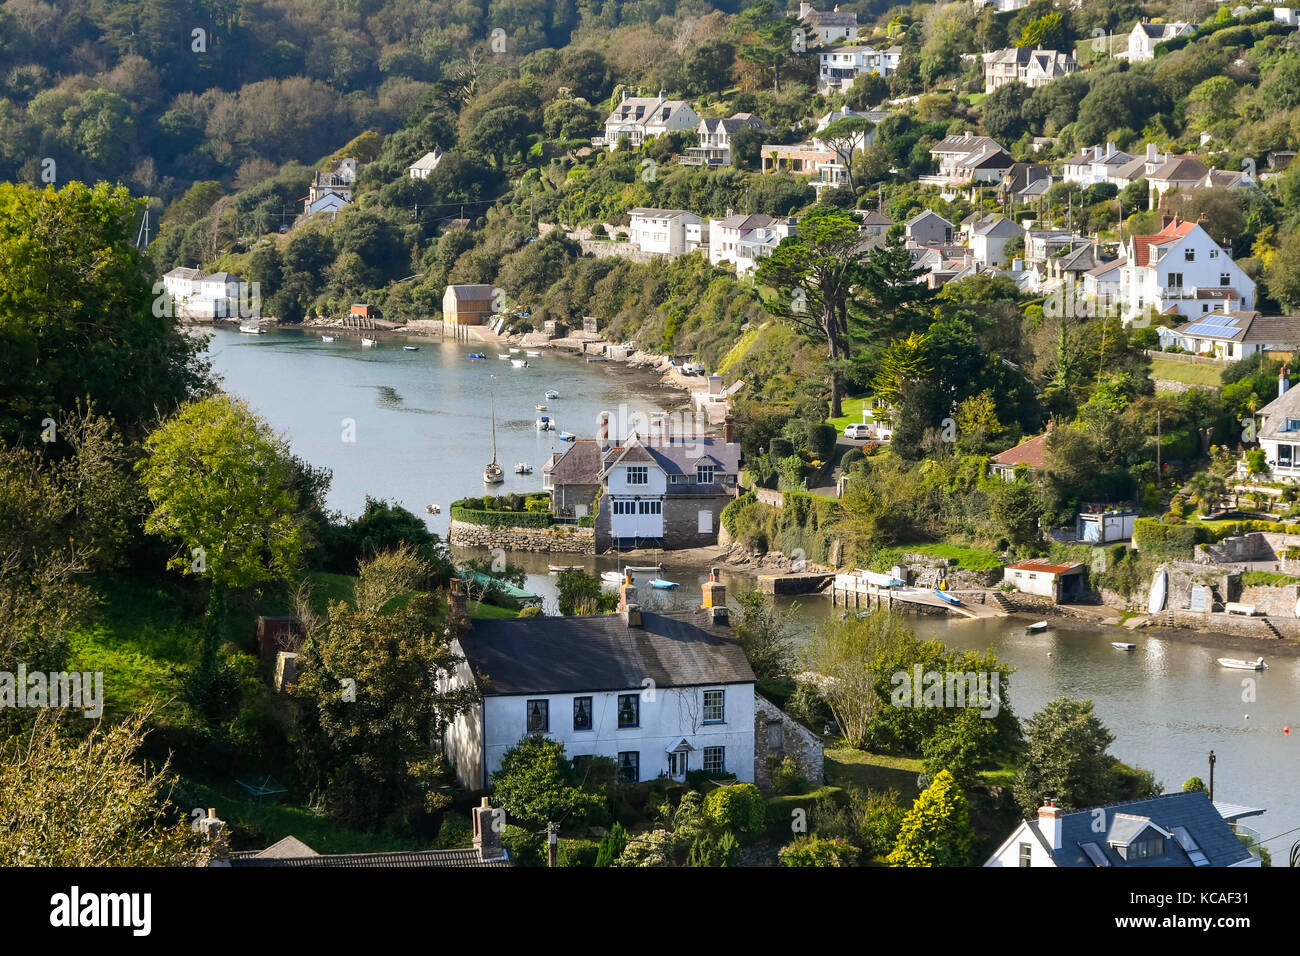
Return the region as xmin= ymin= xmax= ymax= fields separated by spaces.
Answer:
xmin=547 ymin=439 xmax=604 ymax=485
xmin=460 ymin=608 xmax=756 ymax=695
xmin=604 ymin=435 xmax=741 ymax=478
xmin=1026 ymin=791 xmax=1256 ymax=867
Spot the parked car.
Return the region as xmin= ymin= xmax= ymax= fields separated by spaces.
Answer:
xmin=844 ymin=423 xmax=872 ymax=439
xmin=681 ymin=362 xmax=705 ymax=375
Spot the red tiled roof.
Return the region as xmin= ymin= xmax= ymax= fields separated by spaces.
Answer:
xmin=990 ymin=432 xmax=1049 ymax=469
xmin=1131 ymin=218 xmax=1196 ymax=267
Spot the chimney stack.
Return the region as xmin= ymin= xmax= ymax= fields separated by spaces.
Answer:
xmin=600 ymin=411 xmax=610 ymax=442
xmin=619 ymin=572 xmax=642 ymax=626
xmin=472 ymin=797 xmax=505 ymax=861
xmin=1280 ymin=364 xmax=1290 ymax=398
xmin=446 ymin=577 xmax=468 ymax=631
xmin=1038 ymin=800 xmax=1063 ymax=850
xmin=723 ymin=414 xmax=735 ymax=444
xmin=701 ymin=568 xmax=728 ymax=625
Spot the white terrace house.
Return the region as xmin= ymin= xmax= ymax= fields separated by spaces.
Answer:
xmin=443 ymin=574 xmax=757 ymax=789
xmin=627 ymin=208 xmax=706 ymax=256
xmin=682 ymin=113 xmax=771 ymax=166
xmin=1119 ymin=217 xmax=1255 ymax=323
xmin=1062 ymin=142 xmax=1135 ymax=187
xmin=922 ymin=132 xmax=1013 ymax=197
xmin=982 ymin=47 xmax=1077 ymax=94
xmin=1122 ymin=19 xmax=1195 ymax=62
xmin=597 ymin=91 xmax=700 ymax=151
xmin=708 ymin=213 xmax=797 ymax=278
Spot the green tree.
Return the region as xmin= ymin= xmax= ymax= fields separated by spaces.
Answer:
xmin=886 ymin=769 xmax=975 ymax=866
xmin=1182 ymin=776 xmax=1207 ymax=793
xmin=702 ymin=783 xmax=766 ymax=833
xmin=732 ymin=588 xmax=795 ymax=682
xmin=0 ymin=182 xmax=207 ymax=443
xmin=0 ymin=712 xmax=210 ymax=866
xmin=137 ymin=395 xmax=308 ymax=590
xmin=491 ymin=735 xmax=606 ymax=829
xmin=1012 ymin=697 xmax=1119 ymax=814
xmin=756 ymin=207 xmax=870 ymax=418
xmin=594 ymin=821 xmax=628 ymax=866
xmin=1016 ymin=12 xmax=1065 ymax=49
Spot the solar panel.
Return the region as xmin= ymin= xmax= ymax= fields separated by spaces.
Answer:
xmin=1080 ymin=842 xmax=1111 ymax=867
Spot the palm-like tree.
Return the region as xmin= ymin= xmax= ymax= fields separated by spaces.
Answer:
xmin=1184 ymin=471 xmax=1228 ymax=516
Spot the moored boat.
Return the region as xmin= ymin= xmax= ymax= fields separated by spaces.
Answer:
xmin=403 ymin=345 xmax=420 ymax=351
xmin=1217 ymin=657 xmax=1266 ymax=670
xmin=558 ymin=431 xmax=576 ymax=441
xmin=548 ymin=564 xmax=585 ymax=573
xmin=536 ymin=416 xmax=555 ymax=431
xmin=514 ymin=462 xmax=533 ymax=474
xmin=545 ymin=389 xmax=559 ymax=399
xmin=1112 ymin=642 xmax=1136 ymax=651
xmin=361 ymin=338 xmax=377 ymax=346
xmin=1026 ymin=621 xmax=1048 ymax=633
xmin=511 ymin=359 xmax=529 ymax=368
xmin=650 ymin=578 xmax=679 ymax=589
xmin=484 ymin=395 xmax=504 ymax=484
xmin=321 ymin=335 xmax=335 ymax=342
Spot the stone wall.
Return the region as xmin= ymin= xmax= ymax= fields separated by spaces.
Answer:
xmin=754 ymin=693 xmax=825 ymax=794
xmin=448 ymin=519 xmax=595 ymax=554
xmin=1239 ymin=584 xmax=1300 ymax=616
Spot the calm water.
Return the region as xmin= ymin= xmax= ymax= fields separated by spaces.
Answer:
xmin=208 ymin=327 xmax=1300 ymax=854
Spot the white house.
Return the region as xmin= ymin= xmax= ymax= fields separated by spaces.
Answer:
xmin=1062 ymin=142 xmax=1135 ymax=186
xmin=683 ymin=113 xmax=771 ymax=166
xmin=598 ymin=91 xmax=700 ymax=151
xmin=628 ymin=208 xmax=705 ymax=256
xmin=815 ymin=106 xmax=887 ymax=149
xmin=408 ymin=148 xmax=443 ymax=179
xmin=1119 ymin=217 xmax=1255 ymax=323
xmin=161 ymin=266 xmax=204 ymax=310
xmin=1122 ymin=19 xmax=1195 ymax=62
xmin=1146 ymin=155 xmax=1254 ymax=204
xmin=798 ymin=2 xmax=858 ymax=45
xmin=1159 ymin=310 xmax=1300 ymax=360
xmin=816 ymin=45 xmax=897 ymax=93
xmin=1002 ymin=558 xmax=1087 ymax=601
xmin=985 ymin=793 xmax=1264 ymax=867
xmin=969 ymin=216 xmax=1024 ymax=268
xmin=708 ymin=213 xmax=796 ymax=277
xmin=982 ymin=47 xmax=1077 ymax=94
xmin=161 ymin=267 xmax=251 ymax=319
xmin=1254 ymin=365 xmax=1300 ymax=479
xmin=443 ymin=574 xmax=757 ymax=789
xmin=923 ymin=132 xmax=1012 ymax=195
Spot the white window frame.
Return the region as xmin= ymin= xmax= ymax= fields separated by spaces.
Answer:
xmin=625 ymin=465 xmax=649 ymax=486
xmin=703 ymin=689 xmax=725 ymax=723
xmin=702 ymin=746 xmax=725 ymax=775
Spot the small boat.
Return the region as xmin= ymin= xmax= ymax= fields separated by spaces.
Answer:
xmin=1026 ymin=621 xmax=1049 ymax=633
xmin=515 ymin=463 xmax=533 ymax=474
xmin=536 ymin=416 xmax=555 ymax=431
xmin=425 ymin=504 xmax=440 ymax=515
xmin=403 ymin=345 xmax=420 ymax=351
xmin=545 ymin=390 xmax=560 ymax=400
xmin=1112 ymin=642 xmax=1136 ymax=651
xmin=498 ymin=353 xmax=510 ymax=359
xmin=600 ymin=570 xmax=625 ymax=584
xmin=934 ymin=589 xmax=963 ymax=607
xmin=650 ymin=578 xmax=679 ymax=590
xmin=1148 ymin=569 xmax=1168 ymax=614
xmin=526 ymin=350 xmax=541 ymax=356
xmin=558 ymin=431 xmax=576 ymax=442
xmin=1217 ymin=657 xmax=1267 ymax=670
xmin=535 ymin=404 xmax=548 ymax=411
xmin=586 ymin=356 xmax=606 ymax=362
xmin=548 ymin=564 xmax=585 ymax=573
xmin=361 ymin=338 xmax=377 ymax=347
xmin=509 ymin=348 xmax=520 ymax=354
xmin=468 ymin=352 xmax=486 ymax=359
xmin=239 ymin=322 xmax=264 ymax=334
xmin=625 ymin=564 xmax=663 ymax=572
xmin=321 ymin=335 xmax=335 ymax=342
xmin=512 ymin=359 xmax=529 ymax=368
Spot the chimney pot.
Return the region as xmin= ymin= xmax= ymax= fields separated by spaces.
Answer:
xmin=1038 ymin=799 xmax=1063 ymax=850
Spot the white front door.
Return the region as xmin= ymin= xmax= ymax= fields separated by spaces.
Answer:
xmin=667 ymin=751 xmax=688 ymax=780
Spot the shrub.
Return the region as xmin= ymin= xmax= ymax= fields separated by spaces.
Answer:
xmin=767 ymin=756 xmax=807 ymax=796
xmin=501 ymin=824 xmax=545 ymax=867
xmin=686 ymin=768 xmax=737 ymax=791
xmin=518 ymin=606 xmax=543 ymax=617
xmin=688 ymin=830 xmax=740 ymax=867
xmin=721 ymin=490 xmax=756 ymax=536
xmin=433 ymin=813 xmax=473 ymax=849
xmin=841 ymin=448 xmax=865 ymax=469
xmin=778 ymin=835 xmax=860 ymax=866
xmin=806 ymin=421 xmax=836 ymax=459
xmin=703 ymin=783 xmax=766 ymax=834
xmin=557 ymin=838 xmax=600 ymax=867
xmin=594 ymin=822 xmax=628 ymax=866
xmin=769 ymin=437 xmax=794 ymax=460
xmin=1132 ymin=517 xmax=1208 ymax=559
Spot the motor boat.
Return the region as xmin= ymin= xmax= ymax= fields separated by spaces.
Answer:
xmin=239 ymin=322 xmax=265 ymax=334
xmin=1112 ymin=642 xmax=1136 ymax=651
xmin=1217 ymin=657 xmax=1267 ymax=670
xmin=509 ymin=348 xmax=520 ymax=354
xmin=498 ymin=353 xmax=510 ymax=359
xmin=321 ymin=335 xmax=335 ymax=342
xmin=650 ymin=578 xmax=679 ymax=590
xmin=1026 ymin=621 xmax=1048 ymax=633
xmin=600 ymin=570 xmax=626 ymax=584
xmin=403 ymin=345 xmax=420 ymax=351
xmin=515 ymin=462 xmax=533 ymax=474
xmin=558 ymin=431 xmax=576 ymax=441
xmin=425 ymin=504 xmax=440 ymax=515
xmin=468 ymin=352 xmax=486 ymax=359
xmin=545 ymin=389 xmax=560 ymax=400
xmin=361 ymin=338 xmax=377 ymax=346
xmin=536 ymin=416 xmax=555 ymax=431
xmin=526 ymin=350 xmax=541 ymax=356
xmin=535 ymin=404 xmax=547 ymax=411
xmin=549 ymin=564 xmax=585 ymax=573
xmin=512 ymin=359 xmax=529 ymax=368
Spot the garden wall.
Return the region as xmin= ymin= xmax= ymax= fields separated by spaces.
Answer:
xmin=449 ymin=519 xmax=595 ymax=554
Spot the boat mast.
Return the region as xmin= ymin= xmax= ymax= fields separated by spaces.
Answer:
xmin=490 ymin=393 xmax=498 ymax=466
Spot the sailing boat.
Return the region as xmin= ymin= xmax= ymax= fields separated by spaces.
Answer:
xmin=483 ymin=394 xmax=504 ymax=484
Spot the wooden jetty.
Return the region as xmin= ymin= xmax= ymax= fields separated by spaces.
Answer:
xmin=830 ymin=573 xmax=1004 ymax=619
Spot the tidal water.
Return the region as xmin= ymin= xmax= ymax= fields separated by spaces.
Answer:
xmin=207 ymin=327 xmax=1300 ymax=855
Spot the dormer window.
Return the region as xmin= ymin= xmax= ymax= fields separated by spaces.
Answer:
xmin=696 ymin=465 xmax=716 ymax=484
xmin=1128 ymin=836 xmax=1166 ymax=860
xmin=1285 ymin=419 xmax=1300 ymax=432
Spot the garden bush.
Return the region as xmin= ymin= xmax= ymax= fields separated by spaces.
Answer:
xmin=702 ymin=783 xmax=766 ymax=834
xmin=778 ymin=835 xmax=860 ymax=866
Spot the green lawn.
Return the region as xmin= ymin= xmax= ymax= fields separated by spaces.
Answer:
xmin=1149 ymin=356 xmax=1223 ymax=387
xmin=870 ymin=542 xmax=1005 ymax=572
xmin=826 ymin=395 xmax=877 ymax=433
xmin=825 ymin=747 xmax=924 ymax=801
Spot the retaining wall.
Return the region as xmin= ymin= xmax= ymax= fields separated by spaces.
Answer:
xmin=448 ymin=519 xmax=595 ymax=554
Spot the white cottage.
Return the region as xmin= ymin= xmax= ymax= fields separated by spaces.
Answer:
xmin=442 ymin=574 xmax=757 ymax=789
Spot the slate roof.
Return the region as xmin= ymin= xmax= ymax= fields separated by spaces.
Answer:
xmin=164 ymin=266 xmax=204 ymax=280
xmin=1149 ymin=156 xmax=1210 ymax=184
xmin=1022 ymin=791 xmax=1256 ymax=867
xmin=714 ymin=213 xmax=782 ymax=230
xmin=604 ymin=435 xmax=741 ymax=478
xmin=230 ymin=846 xmax=511 ymax=867
xmin=459 ymin=608 xmax=757 ymax=695
xmin=972 ymin=216 xmax=1022 ymax=239
xmin=628 ymin=207 xmax=695 ymax=220
xmin=547 ymin=439 xmax=604 ymax=485
xmin=859 ymin=210 xmax=893 ymax=227
xmin=1256 ymin=372 xmax=1300 ymax=441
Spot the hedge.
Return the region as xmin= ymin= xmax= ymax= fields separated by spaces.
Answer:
xmin=763 ymin=786 xmax=846 ymax=838
xmin=1132 ymin=518 xmax=1211 ymax=559
xmin=451 ymin=499 xmax=555 ymax=529
xmin=721 ymin=490 xmax=757 ymax=536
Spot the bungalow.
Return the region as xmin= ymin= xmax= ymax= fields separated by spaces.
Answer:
xmin=597 ymin=91 xmax=700 ymax=151
xmin=989 ymin=430 xmax=1050 ymax=480
xmin=985 ymin=792 xmax=1263 ymax=867
xmin=442 ymin=573 xmax=764 ymax=789
xmin=408 ymin=148 xmax=443 ymax=179
xmin=1002 ymin=558 xmax=1087 ymax=601
xmin=1159 ymin=310 xmax=1300 ymax=361
xmin=442 ymin=284 xmax=496 ymax=325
